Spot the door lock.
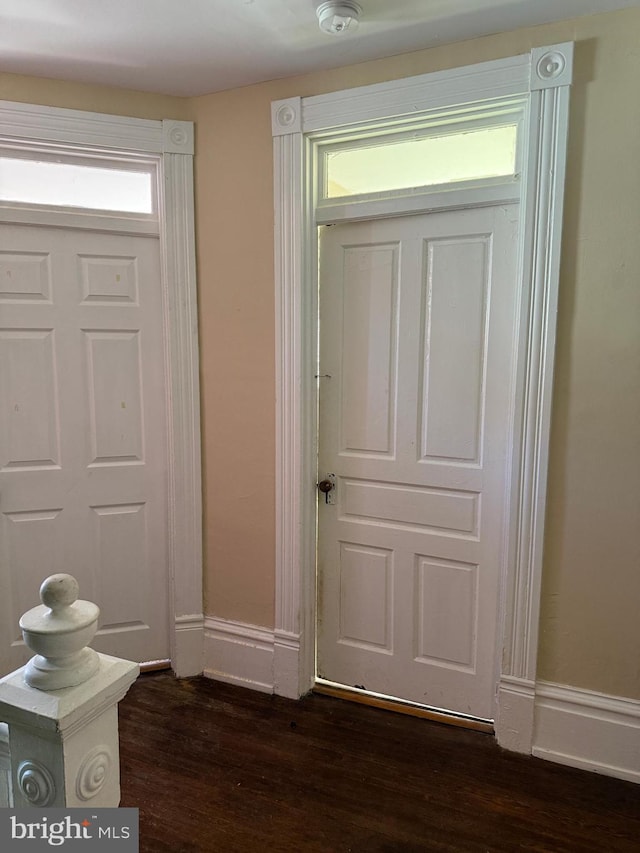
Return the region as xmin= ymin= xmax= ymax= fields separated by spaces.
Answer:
xmin=317 ymin=473 xmax=336 ymax=504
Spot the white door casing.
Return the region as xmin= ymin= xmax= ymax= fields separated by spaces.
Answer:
xmin=0 ymin=103 xmax=203 ymax=677
xmin=317 ymin=206 xmax=519 ymax=720
xmin=0 ymin=224 xmax=169 ymax=671
xmin=273 ymin=43 xmax=573 ymax=753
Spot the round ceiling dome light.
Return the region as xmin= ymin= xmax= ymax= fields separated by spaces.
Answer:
xmin=316 ymin=1 xmax=362 ymax=35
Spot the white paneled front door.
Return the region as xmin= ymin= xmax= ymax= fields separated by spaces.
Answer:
xmin=316 ymin=205 xmax=519 ymax=720
xmin=0 ymin=224 xmax=169 ymax=672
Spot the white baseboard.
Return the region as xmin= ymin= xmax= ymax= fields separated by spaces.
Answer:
xmin=201 ymin=619 xmax=640 ymax=785
xmin=203 ymin=617 xmax=276 ymax=694
xmin=273 ymin=630 xmax=303 ymax=699
xmin=496 ymin=676 xmax=535 ymax=754
xmin=533 ymin=681 xmax=640 ymax=784
xmin=203 ymin=618 xmax=305 ymax=699
xmin=172 ymin=614 xmax=205 ymax=678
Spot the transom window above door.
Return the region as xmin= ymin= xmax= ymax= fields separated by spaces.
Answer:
xmin=0 ymin=152 xmax=156 ymax=214
xmin=318 ymin=111 xmax=522 ymax=205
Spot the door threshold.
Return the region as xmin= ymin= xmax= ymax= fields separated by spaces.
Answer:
xmin=314 ymin=680 xmax=494 ymax=734
xmin=139 ymin=659 xmax=172 ymax=674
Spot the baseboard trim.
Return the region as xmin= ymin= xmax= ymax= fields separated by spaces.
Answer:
xmin=273 ymin=630 xmax=303 ymax=699
xmin=172 ymin=614 xmax=205 ymax=678
xmin=496 ymin=676 xmax=535 ymax=754
xmin=203 ymin=617 xmax=275 ymax=694
xmin=533 ymin=681 xmax=640 ymax=784
xmin=201 ymin=619 xmax=640 ymax=785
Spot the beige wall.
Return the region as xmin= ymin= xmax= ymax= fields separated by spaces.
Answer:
xmin=1 ymin=6 xmax=638 ymax=700
xmin=193 ymin=6 xmax=640 ymax=700
xmin=0 ymin=72 xmax=189 ymax=120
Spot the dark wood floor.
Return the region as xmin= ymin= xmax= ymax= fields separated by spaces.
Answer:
xmin=118 ymin=672 xmax=640 ymax=852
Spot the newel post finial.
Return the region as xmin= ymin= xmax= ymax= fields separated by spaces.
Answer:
xmin=19 ymin=573 xmax=100 ymax=690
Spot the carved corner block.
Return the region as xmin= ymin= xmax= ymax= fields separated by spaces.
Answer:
xmin=530 ymin=43 xmax=574 ymax=91
xmin=272 ymin=98 xmax=302 ymax=137
xmin=163 ymin=120 xmax=194 ymax=154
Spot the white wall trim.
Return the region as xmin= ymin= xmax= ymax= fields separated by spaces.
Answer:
xmin=495 ymin=48 xmax=573 ymax=749
xmin=301 ymin=53 xmax=530 ymax=132
xmin=0 ymin=103 xmax=203 ymax=678
xmin=160 ymin=141 xmax=204 ymax=677
xmin=500 ymin=68 xmax=572 ymax=684
xmin=0 ymin=100 xmax=163 ymax=153
xmin=496 ymin=676 xmax=536 ymax=754
xmin=202 ymin=615 xmax=640 ymax=786
xmin=173 ymin=615 xmax=205 ymax=677
xmin=533 ymin=682 xmax=640 ymax=784
xmin=273 ymin=100 xmax=316 ymax=699
xmin=273 ymin=44 xmax=574 ymax=754
xmin=204 ymin=617 xmax=275 ymax=694
xmin=273 ymin=630 xmax=303 ymax=699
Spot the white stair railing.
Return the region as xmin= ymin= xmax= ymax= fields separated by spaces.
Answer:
xmin=0 ymin=722 xmax=11 ymax=807
xmin=0 ymin=574 xmax=139 ymax=808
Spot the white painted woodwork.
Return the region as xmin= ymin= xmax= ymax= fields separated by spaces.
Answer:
xmin=532 ymin=682 xmax=640 ymax=784
xmin=204 ymin=617 xmax=276 ymax=695
xmin=0 ymin=573 xmax=139 ymax=808
xmin=0 ymin=655 xmax=138 ymax=808
xmin=317 ymin=206 xmax=518 ymax=720
xmin=202 ymin=611 xmax=640 ymax=784
xmin=273 ymin=45 xmax=573 ymax=745
xmin=0 ymin=224 xmax=169 ymax=672
xmin=0 ymin=104 xmax=202 ymax=678
xmin=20 ymin=574 xmax=100 ymax=691
xmin=0 ymin=724 xmax=11 ymax=807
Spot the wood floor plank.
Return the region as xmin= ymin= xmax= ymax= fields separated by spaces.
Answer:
xmin=118 ymin=673 xmax=640 ymax=852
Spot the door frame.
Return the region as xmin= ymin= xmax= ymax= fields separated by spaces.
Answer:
xmin=272 ymin=44 xmax=574 ymax=752
xmin=0 ymin=100 xmax=203 ymax=677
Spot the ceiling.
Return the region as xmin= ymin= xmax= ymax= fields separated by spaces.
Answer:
xmin=1 ymin=0 xmax=638 ymax=97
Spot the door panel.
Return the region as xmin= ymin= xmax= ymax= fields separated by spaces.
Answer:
xmin=0 ymin=224 xmax=169 ymax=673
xmin=317 ymin=206 xmax=518 ymax=720
xmin=420 ymin=235 xmax=488 ymax=461
xmin=340 ymin=243 xmax=398 ymax=456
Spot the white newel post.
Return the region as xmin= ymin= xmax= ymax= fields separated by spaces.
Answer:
xmin=0 ymin=574 xmax=139 ymax=808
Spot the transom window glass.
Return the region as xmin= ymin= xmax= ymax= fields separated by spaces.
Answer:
xmin=0 ymin=156 xmax=154 ymax=213
xmin=324 ymin=124 xmax=518 ymax=199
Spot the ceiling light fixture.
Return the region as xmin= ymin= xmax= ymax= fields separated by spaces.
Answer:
xmin=316 ymin=1 xmax=362 ymax=35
